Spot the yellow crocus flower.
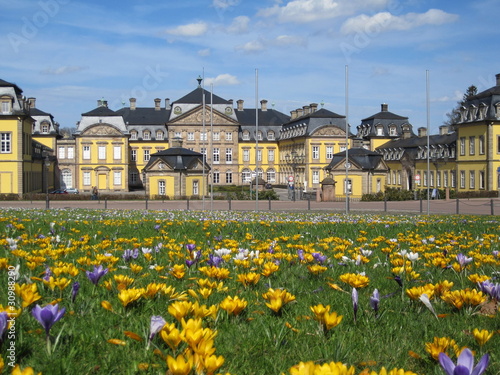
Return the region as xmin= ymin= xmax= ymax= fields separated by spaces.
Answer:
xmin=202 ymin=354 xmax=225 ymax=375
xmin=166 ymin=354 xmax=194 ymax=375
xmin=473 ymin=328 xmax=494 ymax=347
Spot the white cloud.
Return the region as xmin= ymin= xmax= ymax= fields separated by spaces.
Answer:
xmin=227 ymin=16 xmax=250 ymax=34
xmin=235 ymin=40 xmax=266 ymax=53
xmin=198 ymin=48 xmax=211 ymax=57
xmin=341 ymin=9 xmax=458 ymax=34
xmin=433 ymin=90 xmax=463 ymax=103
xmin=205 ymin=74 xmax=240 ymax=86
xmin=213 ymin=0 xmax=239 ymax=9
xmin=166 ymin=22 xmax=208 ymax=37
xmin=257 ymin=0 xmax=389 ymax=23
xmin=273 ymin=35 xmax=307 ymax=47
xmin=40 ymin=66 xmax=88 ymax=75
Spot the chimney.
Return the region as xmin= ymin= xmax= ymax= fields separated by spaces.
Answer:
xmin=237 ymin=99 xmax=244 ymax=111
xmin=130 ymin=98 xmax=136 ymax=110
xmin=28 ymin=97 xmax=36 ymax=108
xmin=310 ymin=103 xmax=318 ymax=113
xmin=496 ymin=73 xmax=500 ymax=86
xmin=260 ymin=99 xmax=268 ymax=111
xmin=303 ymin=105 xmax=310 ymax=115
xmin=165 ymin=98 xmax=171 ymax=110
xmin=296 ymin=108 xmax=303 ymax=117
xmin=154 ymin=98 xmax=161 ymax=111
xmin=439 ymin=125 xmax=449 ymax=135
xmin=290 ymin=110 xmax=297 ymax=120
xmin=171 ymin=137 xmax=183 ymax=148
xmin=97 ymin=99 xmax=108 ymax=107
xmin=418 ymin=127 xmax=427 ymax=137
xmin=402 ymin=129 xmax=411 ymax=139
xmin=381 ymin=103 xmax=388 ymax=112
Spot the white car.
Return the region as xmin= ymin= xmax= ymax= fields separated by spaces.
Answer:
xmin=65 ymin=188 xmax=79 ymax=194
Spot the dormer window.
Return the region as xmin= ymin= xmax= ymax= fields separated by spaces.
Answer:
xmin=41 ymin=123 xmax=50 ymax=133
xmin=242 ymin=131 xmax=250 ymax=140
xmin=389 ymin=126 xmax=397 ymax=136
xmin=267 ymin=131 xmax=275 ymax=140
xmin=257 ymin=131 xmax=263 ymax=141
xmin=156 ymin=130 xmax=164 ymax=140
xmin=1 ymin=98 xmax=12 ymax=114
xmin=130 ymin=131 xmax=138 ymax=140
xmin=143 ymin=131 xmax=151 ymax=140
xmin=376 ymin=126 xmax=384 ymax=136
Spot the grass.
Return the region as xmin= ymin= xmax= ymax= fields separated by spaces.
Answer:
xmin=0 ymin=209 xmax=498 ymax=374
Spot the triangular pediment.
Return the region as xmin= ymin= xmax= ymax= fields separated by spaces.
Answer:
xmin=81 ymin=124 xmax=123 ymax=136
xmin=147 ymin=158 xmax=173 ymax=172
xmin=168 ymin=105 xmax=239 ymax=126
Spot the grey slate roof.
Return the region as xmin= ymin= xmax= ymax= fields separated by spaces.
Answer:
xmin=0 ymin=78 xmax=22 ymax=95
xmin=81 ymin=106 xmax=121 ymax=117
xmin=145 ymin=147 xmax=207 ymax=170
xmin=358 ymin=104 xmax=414 ymax=138
xmin=280 ymin=108 xmax=348 ymax=140
xmin=325 ymin=148 xmax=385 ymax=171
xmin=116 ymin=107 xmax=170 ymax=125
xmin=173 ymin=87 xmax=231 ymax=105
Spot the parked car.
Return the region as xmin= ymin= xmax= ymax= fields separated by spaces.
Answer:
xmin=49 ymin=189 xmax=68 ymax=194
xmin=65 ymin=188 xmax=79 ymax=194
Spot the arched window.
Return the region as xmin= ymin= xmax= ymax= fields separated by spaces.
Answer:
xmin=241 ymin=168 xmax=252 ymax=183
xmin=143 ymin=130 xmax=151 ymax=140
xmin=156 ymin=130 xmax=164 ymax=140
xmin=266 ymin=168 xmax=276 ymax=183
xmin=130 ymin=131 xmax=138 ymax=140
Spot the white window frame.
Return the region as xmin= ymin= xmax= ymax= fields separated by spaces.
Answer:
xmin=83 ymin=145 xmax=91 ymax=160
xmin=130 ymin=149 xmax=137 ymax=162
xmin=213 ymin=148 xmax=220 ymax=163
xmin=267 ymin=131 xmax=275 ymax=141
xmin=58 ymin=146 xmax=65 ymax=159
xmin=267 ymin=169 xmax=276 ymax=183
xmin=226 ymin=170 xmax=232 ymax=184
xmin=200 ymin=132 xmax=207 ymax=141
xmin=213 ymin=171 xmax=220 ymax=184
xmin=187 ymin=132 xmax=195 ymax=141
xmin=156 ymin=131 xmax=163 ymax=140
xmin=113 ymin=146 xmax=121 ymax=160
xmin=225 ymin=148 xmax=232 ymax=163
xmin=83 ymin=171 xmax=91 ymax=186
xmin=268 ymin=149 xmax=275 ymax=162
xmin=243 ymin=149 xmax=250 ymax=162
xmin=469 ymin=136 xmax=475 ymax=155
xmin=130 ymin=131 xmax=138 ymax=140
xmin=257 ymin=149 xmax=262 ymax=162
xmin=67 ymin=147 xmax=74 ymax=159
xmin=225 ymin=132 xmax=232 ymax=141
xmin=312 ymin=170 xmax=320 ymax=184
xmin=242 ymin=131 xmax=250 ymax=141
xmin=113 ymin=171 xmax=121 ymax=185
xmin=192 ymin=180 xmax=199 ymax=195
xmin=312 ymin=146 xmax=319 ymax=160
xmin=213 ymin=132 xmax=220 ymax=141
xmin=326 ymin=146 xmax=333 ymax=159
xmin=469 ymin=170 xmax=475 ymax=189
xmin=98 ymin=146 xmax=106 ymax=160
xmin=158 ymin=180 xmax=166 ymax=195
xmin=144 ymin=149 xmax=150 ymax=162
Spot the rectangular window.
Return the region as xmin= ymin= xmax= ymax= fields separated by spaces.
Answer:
xmin=83 ymin=171 xmax=91 ymax=186
xmin=200 ymin=132 xmax=207 ymax=141
xmin=213 ymin=132 xmax=220 ymax=141
xmin=267 ymin=131 xmax=275 ymax=141
xmin=469 ymin=170 xmax=475 ymax=189
xmin=174 ymin=132 xmax=181 ymax=139
xmin=268 ymin=149 xmax=274 ymax=162
xmin=98 ymin=146 xmax=106 ymax=160
xmin=213 ymin=148 xmax=220 ymax=163
xmin=312 ymin=146 xmax=319 ymax=160
xmin=479 ymin=171 xmax=485 ymax=189
xmin=436 ymin=171 xmax=441 ymax=187
xmin=226 ymin=171 xmax=232 ymax=184
xmin=0 ymin=133 xmax=11 ymax=153
xmin=113 ymin=171 xmax=121 ymax=185
xmin=326 ymin=146 xmax=333 ymax=159
xmin=267 ymin=170 xmax=275 ymax=182
xmin=225 ymin=132 xmax=232 ymax=141
xmin=460 ymin=137 xmax=465 ymax=155
xmin=200 ymin=147 xmax=206 ymax=155
xmin=243 ymin=149 xmax=250 ymax=162
xmin=213 ymin=171 xmax=220 ymax=184
xmin=479 ymin=135 xmax=485 ymax=155
xmin=144 ymin=149 xmax=150 ymax=162
xmin=226 ymin=148 xmax=232 ymax=162
xmin=451 ymin=170 xmax=456 ymax=188
xmin=340 ymin=145 xmax=346 ymax=152
xmin=469 ymin=136 xmax=475 ymax=155
xmin=113 ymin=146 xmax=121 ymax=160
xmin=83 ymin=145 xmax=91 ymax=160
xmin=430 ymin=171 xmax=434 ymax=187
xmin=257 ymin=150 xmax=262 ymax=162
xmin=58 ymin=147 xmax=65 ymax=159
xmin=193 ymin=180 xmax=199 ymax=195
xmin=1 ymin=101 xmax=10 ymax=114
xmin=397 ymin=171 xmax=402 ymax=185
xmin=67 ymin=147 xmax=74 ymax=159
xmin=156 ymin=131 xmax=164 ymax=140
xmin=312 ymin=170 xmax=320 ymax=184
xmin=443 ymin=171 xmax=448 ymax=188
xmin=130 ymin=132 xmax=138 ymax=140
xmin=158 ymin=180 xmax=166 ymax=195
xmin=130 ymin=172 xmax=138 ymax=184
xmin=131 ymin=149 xmax=137 ymax=162
xmin=187 ymin=132 xmax=194 ymax=141
xmin=460 ymin=170 xmax=465 ymax=189
xmin=143 ymin=131 xmax=151 ymax=140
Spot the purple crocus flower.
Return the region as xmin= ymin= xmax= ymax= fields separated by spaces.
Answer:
xmin=186 ymin=243 xmax=196 ymax=252
xmin=154 ymin=224 xmax=161 ymax=231
xmin=85 ymin=265 xmax=109 ymax=285
xmin=439 ymin=348 xmax=489 ymax=375
xmin=31 ymin=303 xmax=66 ymax=336
xmin=71 ymin=281 xmax=80 ymax=303
xmin=207 ymin=254 xmax=223 ymax=268
xmin=352 ymin=287 xmax=358 ymax=323
xmin=0 ymin=311 xmax=8 ymax=340
xmin=312 ymin=252 xmax=327 ymax=263
xmin=43 ymin=266 xmax=52 ymax=281
xmin=123 ymin=248 xmax=139 ymax=262
xmin=370 ymin=289 xmax=379 ymax=313
xmin=297 ymin=249 xmax=305 ymax=261
xmin=149 ymin=315 xmax=166 ymax=342
xmin=478 ymin=280 xmax=500 ymax=300
xmin=456 ymin=253 xmax=473 ymax=268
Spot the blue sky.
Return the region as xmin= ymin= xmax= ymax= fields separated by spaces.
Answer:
xmin=1 ymin=0 xmax=498 ymax=133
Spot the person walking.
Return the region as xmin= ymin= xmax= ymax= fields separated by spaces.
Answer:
xmin=92 ymin=186 xmax=98 ymax=200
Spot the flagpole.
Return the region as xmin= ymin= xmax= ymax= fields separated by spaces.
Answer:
xmin=202 ymin=69 xmax=206 ymax=210
xmin=345 ymin=65 xmax=349 ymax=214
xmin=426 ymin=70 xmax=430 ymax=215
xmin=210 ymin=84 xmax=214 ymax=211
xmin=255 ymin=68 xmax=259 ymax=211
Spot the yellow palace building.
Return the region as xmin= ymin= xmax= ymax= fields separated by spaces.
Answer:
xmin=2 ymin=74 xmax=500 ymax=199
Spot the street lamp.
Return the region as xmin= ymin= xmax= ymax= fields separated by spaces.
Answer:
xmin=43 ymin=152 xmax=51 ymax=209
xmin=285 ymin=150 xmax=305 ymax=201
